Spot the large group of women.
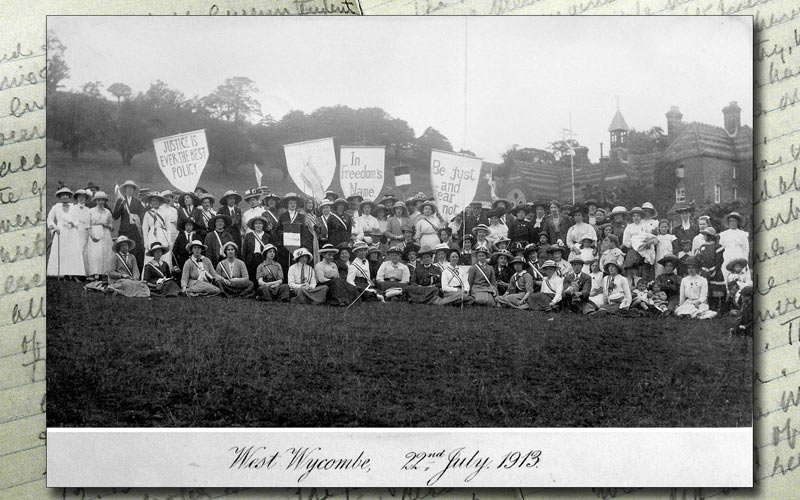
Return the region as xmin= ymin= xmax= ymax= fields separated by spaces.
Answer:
xmin=47 ymin=179 xmax=753 ymax=321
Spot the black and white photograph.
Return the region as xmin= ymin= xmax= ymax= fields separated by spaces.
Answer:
xmin=45 ymin=14 xmax=752 ymax=443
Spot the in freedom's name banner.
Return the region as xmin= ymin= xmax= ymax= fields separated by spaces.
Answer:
xmin=284 ymin=138 xmax=336 ymax=201
xmin=153 ymin=129 xmax=209 ymax=193
xmin=430 ymin=149 xmax=483 ymax=221
xmin=339 ymin=146 xmax=385 ymax=200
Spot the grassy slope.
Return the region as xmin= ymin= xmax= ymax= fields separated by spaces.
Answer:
xmin=47 ymin=281 xmax=752 ymax=428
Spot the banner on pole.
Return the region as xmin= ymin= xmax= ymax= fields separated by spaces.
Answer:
xmin=430 ymin=149 xmax=483 ymax=222
xmin=282 ymin=223 xmax=302 ymax=252
xmin=283 ymin=138 xmax=336 ymax=201
xmin=254 ymin=164 xmax=264 ymax=187
xmin=339 ymin=146 xmax=385 ymax=200
xmin=152 ymin=130 xmax=209 ymax=193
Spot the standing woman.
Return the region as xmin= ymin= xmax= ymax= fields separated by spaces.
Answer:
xmin=718 ymin=211 xmax=749 ymax=281
xmin=141 ymin=192 xmax=171 ymax=266
xmin=545 ymin=200 xmax=570 ymax=246
xmin=622 ymin=206 xmax=657 ymax=284
xmin=529 ymin=201 xmax=548 ymax=244
xmin=414 ymin=201 xmax=442 ymax=249
xmin=172 ymin=218 xmax=198 ymax=271
xmin=278 ymin=193 xmax=315 ymax=252
xmin=692 ymin=216 xmax=711 ymax=255
xmin=203 ymin=214 xmax=234 ymax=268
xmin=242 ymin=216 xmax=269 ymax=288
xmin=261 ymin=192 xmax=282 ymax=246
xmin=608 ymin=206 xmax=628 ymax=242
xmin=178 ymin=192 xmax=204 ymax=239
xmin=672 ymin=204 xmax=698 ymax=246
xmin=467 ymin=245 xmax=498 ymax=307
xmin=327 ymin=198 xmax=354 ymax=247
xmin=385 ymin=201 xmax=411 ymax=247
xmin=216 ymin=242 xmax=254 ymax=298
xmin=198 ymin=192 xmax=217 ymax=235
xmin=47 ymin=186 xmax=84 ymax=277
xmin=106 ymin=236 xmax=150 ymax=297
xmin=288 ymin=248 xmax=328 ymax=305
xmin=218 ymin=190 xmax=244 ymax=251
xmin=142 ymin=242 xmax=181 ymax=297
xmin=255 ymin=244 xmax=290 ymax=302
xmin=508 ymin=205 xmax=533 ymax=246
xmin=158 ymin=190 xmax=179 ymax=248
xmin=564 ymin=204 xmax=597 ymax=262
xmin=112 ymin=180 xmax=146 ymax=269
xmin=69 ymin=189 xmax=91 ymax=275
xmin=180 ymin=240 xmax=222 ymax=297
xmin=354 ymin=199 xmax=380 ymax=243
xmin=696 ymin=226 xmax=726 ymax=312
xmin=86 ymin=191 xmax=114 ymax=281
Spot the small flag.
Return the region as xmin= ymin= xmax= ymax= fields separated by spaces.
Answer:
xmin=254 ymin=164 xmax=264 ymax=186
xmin=394 ymin=165 xmax=410 ymax=187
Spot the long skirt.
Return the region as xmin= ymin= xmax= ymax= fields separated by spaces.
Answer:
xmin=218 ymin=279 xmax=254 ymax=298
xmin=470 ymin=285 xmax=497 ymax=307
xmin=623 ymin=249 xmax=653 ymax=281
xmin=405 ymin=285 xmax=440 ymax=304
xmin=433 ymin=290 xmax=475 ymax=306
xmin=354 ymin=277 xmax=382 ymax=302
xmin=589 ymin=294 xmax=605 ymax=307
xmin=106 ymin=278 xmax=150 ymax=297
xmin=563 ymin=296 xmax=598 ymax=314
xmin=326 ymin=278 xmax=360 ymax=305
xmin=496 ymin=292 xmax=529 ymax=309
xmin=147 ymin=279 xmax=181 ymax=297
xmin=47 ymin=228 xmax=86 ymax=276
xmin=291 ymin=285 xmax=329 ymax=305
xmin=527 ymin=292 xmax=556 ymax=311
xmin=257 ymin=283 xmax=290 ymax=302
xmin=184 ymin=279 xmax=221 ymax=297
xmin=674 ymin=301 xmax=717 ymax=319
xmin=86 ymin=228 xmax=112 ymax=276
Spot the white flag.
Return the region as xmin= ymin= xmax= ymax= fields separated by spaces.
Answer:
xmin=430 ymin=149 xmax=483 ymax=222
xmin=254 ymin=164 xmax=264 ymax=186
xmin=152 ymin=129 xmax=209 ymax=193
xmin=283 ymin=138 xmax=336 ymax=201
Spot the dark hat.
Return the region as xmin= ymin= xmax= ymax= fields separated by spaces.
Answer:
xmin=86 ymin=181 xmax=100 ymax=190
xmin=509 ymin=241 xmax=527 ymax=253
xmin=243 ymin=189 xmax=262 ymax=202
xmin=207 ymin=214 xmax=231 ymax=228
xmin=510 ymin=256 xmax=526 ymax=266
xmin=324 ymin=190 xmax=339 ymax=199
xmin=386 ymin=245 xmax=403 ymax=255
xmin=380 ymin=194 xmax=398 ymax=206
xmin=523 ymin=243 xmax=538 ymax=258
xmin=439 ymin=226 xmax=453 ymax=236
xmin=604 ymin=234 xmax=620 ymax=246
xmin=145 ymin=241 xmax=170 ymax=257
xmin=491 ymin=198 xmax=512 ymax=210
xmin=417 ymin=245 xmax=436 ymax=256
xmin=461 ymin=234 xmax=475 ymax=244
xmin=333 ymin=198 xmax=349 ymax=210
xmin=570 ymin=204 xmax=588 ymax=216
xmin=402 ymin=243 xmax=420 ymax=260
xmin=472 ymin=244 xmax=491 ymax=256
xmin=657 ymin=253 xmax=680 ymax=267
xmin=547 ymin=244 xmax=567 ymax=255
xmin=684 ymin=256 xmax=700 ymax=268
xmin=177 ymin=217 xmax=197 ymax=231
xmin=603 ymin=261 xmax=623 ymax=274
xmin=585 ymin=198 xmax=599 ymax=206
xmin=725 ymin=257 xmax=748 ymax=272
xmin=246 ymin=215 xmax=269 ymax=230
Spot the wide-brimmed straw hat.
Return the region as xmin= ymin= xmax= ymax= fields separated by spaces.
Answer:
xmin=603 ymin=261 xmax=623 ymax=274
xmin=610 ymin=206 xmax=628 ymax=216
xmin=92 ymin=190 xmax=108 ymax=201
xmin=143 ymin=192 xmax=166 ymax=204
xmin=220 ymin=190 xmax=242 ymax=205
xmin=700 ymin=226 xmax=718 ymax=238
xmin=221 ymin=241 xmax=238 ymax=253
xmin=318 ymin=199 xmax=333 ymax=210
xmin=198 ymin=192 xmax=215 ymax=205
xmin=629 ymin=206 xmax=644 ymax=215
xmin=472 ymin=224 xmax=490 ymax=236
xmin=207 ymin=214 xmax=231 ymax=228
xmin=540 ymin=259 xmax=557 ymax=270
xmin=72 ymin=188 xmax=89 ymax=200
xmin=243 ymin=189 xmax=261 ymax=202
xmin=293 ymin=247 xmax=313 ymax=261
xmin=119 ymin=180 xmax=140 ymax=191
xmin=113 ymin=235 xmax=136 ymax=252
xmin=509 ymin=256 xmax=526 ymax=266
xmin=359 ymin=199 xmax=378 ymax=212
xmin=261 ymin=243 xmax=277 ymax=255
xmin=246 ymin=215 xmax=268 ymax=230
xmin=417 ymin=245 xmax=436 ymax=256
xmin=657 ymin=254 xmax=680 ymax=267
xmin=324 ymin=190 xmax=339 ymax=200
xmin=726 ymin=211 xmax=744 ymax=224
xmin=282 ymin=192 xmax=305 ymax=205
xmin=351 ymin=241 xmax=369 ymax=254
xmin=472 ymin=244 xmax=491 ymax=256
xmin=55 ymin=186 xmax=73 ymax=198
xmin=319 ymin=244 xmax=339 ymax=255
xmin=380 ymin=194 xmax=398 ymax=206
xmin=146 ymin=241 xmax=170 ymax=257
xmin=420 ymin=200 xmax=438 ymax=214
xmin=185 ymin=239 xmax=206 ymax=252
xmin=641 ymin=202 xmax=658 ymax=217
xmin=333 ymin=198 xmax=349 ymax=210
xmin=491 ymin=249 xmax=513 ymax=262
xmin=726 ymin=257 xmax=748 ymax=272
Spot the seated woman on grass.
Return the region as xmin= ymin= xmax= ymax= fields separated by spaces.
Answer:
xmin=106 ymin=236 xmax=150 ymax=297
xmin=467 ymin=244 xmax=497 ymax=307
xmin=436 ymin=248 xmax=474 ymax=306
xmin=180 ymin=240 xmax=222 ymax=297
xmin=142 ymin=242 xmax=181 ymax=297
xmin=375 ymin=246 xmax=411 ymax=301
xmin=316 ymin=243 xmax=359 ymax=306
xmin=496 ymin=256 xmax=533 ymax=310
xmin=591 ymin=261 xmax=631 ymax=314
xmin=526 ymin=259 xmax=562 ymax=312
xmin=255 ymin=244 xmax=290 ymax=302
xmin=288 ymin=247 xmax=329 ymax=305
xmin=674 ymin=256 xmax=716 ymax=319
xmin=216 ymin=241 xmax=254 ymax=298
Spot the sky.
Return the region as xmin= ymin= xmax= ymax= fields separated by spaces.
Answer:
xmin=50 ymin=16 xmax=752 ymax=163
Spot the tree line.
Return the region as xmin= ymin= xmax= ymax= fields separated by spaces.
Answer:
xmin=46 ymin=31 xmax=458 ymax=178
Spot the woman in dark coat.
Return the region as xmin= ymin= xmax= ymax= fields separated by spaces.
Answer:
xmin=654 ymin=254 xmax=683 ymax=311
xmin=696 ymin=227 xmax=726 ymax=312
xmin=242 ymin=216 xmax=269 ymax=288
xmin=177 ymin=192 xmax=204 ymax=241
xmin=507 ymin=205 xmax=533 ymax=246
xmin=111 ymin=180 xmax=146 ymax=268
xmin=142 ymin=242 xmax=181 ymax=297
xmin=327 ymin=198 xmax=354 ymax=247
xmin=218 ymin=190 xmax=244 ymax=251
xmin=172 ymin=218 xmax=198 ymax=271
xmin=544 ymin=200 xmax=571 ymax=245
xmin=203 ymin=214 xmax=234 ymax=268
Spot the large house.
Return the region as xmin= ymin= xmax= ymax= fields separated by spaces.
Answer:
xmin=493 ymin=101 xmax=752 ymax=211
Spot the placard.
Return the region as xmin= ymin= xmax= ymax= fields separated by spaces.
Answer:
xmin=284 ymin=138 xmax=336 ymax=201
xmin=430 ymin=149 xmax=483 ymax=222
xmin=152 ymin=129 xmax=209 ymax=193
xmin=339 ymin=146 xmax=385 ymax=200
xmin=283 ymin=223 xmax=302 ymax=252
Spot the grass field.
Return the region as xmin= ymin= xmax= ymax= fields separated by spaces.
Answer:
xmin=46 ymin=280 xmax=752 ymax=428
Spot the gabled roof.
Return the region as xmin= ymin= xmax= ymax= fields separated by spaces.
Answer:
xmin=608 ymin=109 xmax=629 ymax=132
xmin=661 ymin=121 xmax=751 ymax=162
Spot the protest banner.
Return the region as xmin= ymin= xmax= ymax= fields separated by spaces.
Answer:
xmin=430 ymin=149 xmax=483 ymax=221
xmin=152 ymin=130 xmax=208 ymax=193
xmin=339 ymin=146 xmax=385 ymax=200
xmin=283 ymin=138 xmax=336 ymax=201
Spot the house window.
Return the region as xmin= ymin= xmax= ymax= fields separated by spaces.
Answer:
xmin=675 ymin=186 xmax=686 ymax=203
xmin=715 ymin=184 xmax=721 ymax=204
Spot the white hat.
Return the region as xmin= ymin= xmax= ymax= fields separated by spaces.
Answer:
xmin=293 ymin=247 xmax=313 ymax=261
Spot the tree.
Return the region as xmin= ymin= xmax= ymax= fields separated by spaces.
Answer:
xmin=413 ymin=126 xmax=452 ymax=162
xmin=206 ymin=120 xmax=255 ymax=173
xmin=205 ymin=77 xmax=262 ymax=123
xmin=107 ymin=82 xmax=132 ymax=104
xmin=627 ymin=127 xmax=669 ymax=154
xmin=46 ymin=31 xmax=69 ymax=95
xmin=81 ymin=81 xmax=104 ymax=99
xmin=142 ymin=80 xmax=185 ymax=110
xmin=111 ymin=100 xmax=162 ymax=166
xmin=548 ymin=139 xmax=580 ymax=161
xmin=47 ymin=91 xmax=113 ymax=159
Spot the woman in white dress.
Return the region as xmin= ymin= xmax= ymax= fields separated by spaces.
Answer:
xmin=86 ymin=191 xmax=114 ymax=279
xmin=414 ymin=200 xmax=442 ymax=249
xmin=47 ymin=187 xmax=85 ymax=277
xmin=141 ymin=192 xmax=172 ymax=266
xmin=68 ymin=189 xmax=91 ymax=275
xmin=353 ymin=199 xmax=380 ymax=243
xmin=718 ymin=211 xmax=750 ymax=281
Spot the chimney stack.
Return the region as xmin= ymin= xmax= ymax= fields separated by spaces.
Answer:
xmin=722 ymin=101 xmax=741 ymax=135
xmin=665 ymin=106 xmax=683 ymax=137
